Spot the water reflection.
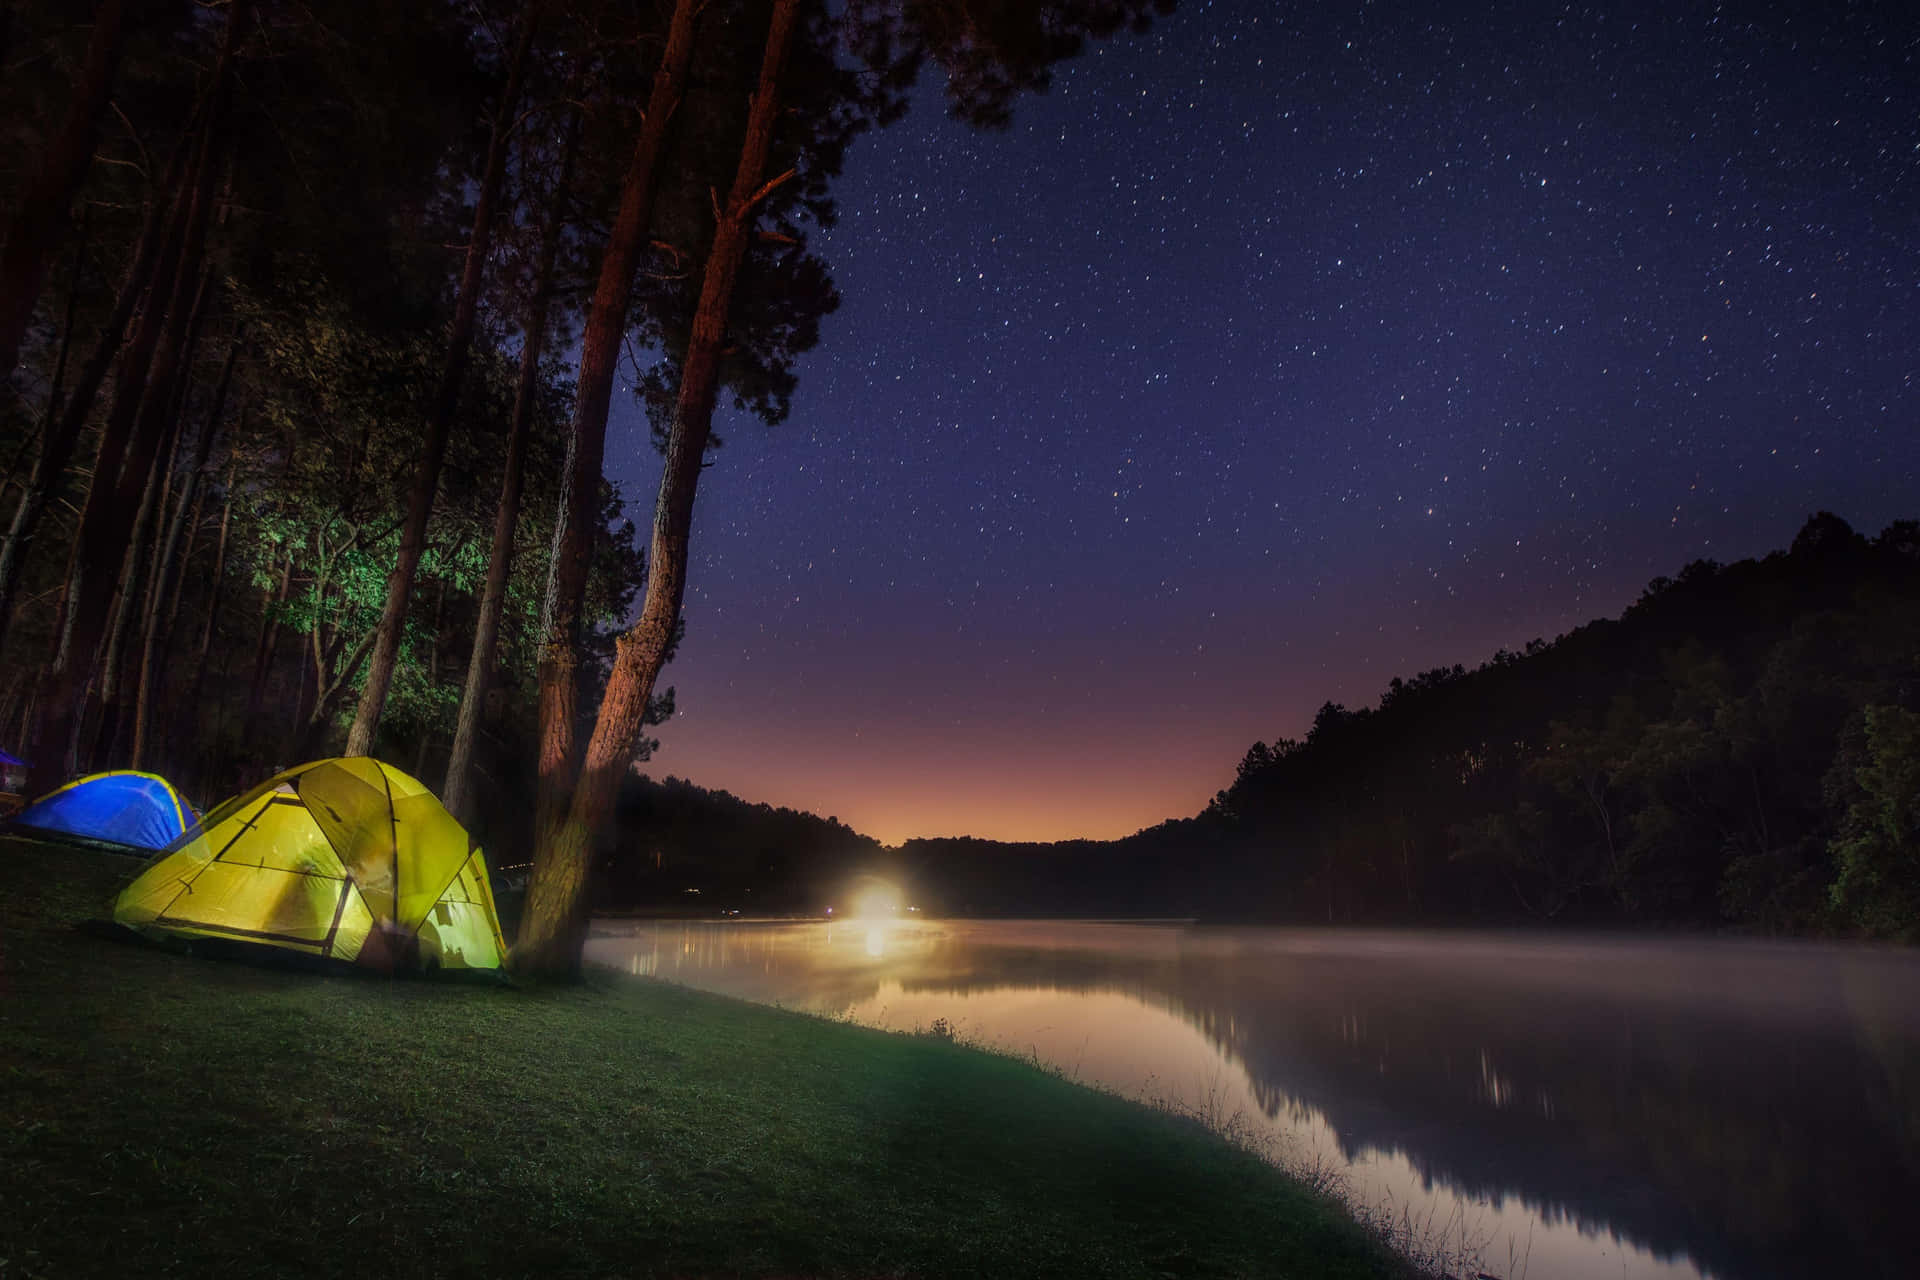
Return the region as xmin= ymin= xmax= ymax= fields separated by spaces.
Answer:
xmin=584 ymin=920 xmax=1920 ymax=1280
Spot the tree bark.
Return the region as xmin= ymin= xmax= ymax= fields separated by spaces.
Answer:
xmin=132 ymin=335 xmax=239 ymax=767
xmin=532 ymin=0 xmax=701 ymax=853
xmin=0 ymin=0 xmax=126 ymax=381
xmin=182 ymin=464 xmax=233 ymax=738
xmin=27 ymin=0 xmax=247 ymax=794
xmin=244 ymin=549 xmax=292 ymax=723
xmin=289 ymin=623 xmax=378 ymax=761
xmin=516 ymin=0 xmax=799 ymax=978
xmin=443 ymin=109 xmax=580 ymax=828
xmin=198 ymin=471 xmax=233 ymax=663
xmin=90 ymin=403 xmax=179 ymax=768
xmin=344 ymin=1 xmax=541 ymax=757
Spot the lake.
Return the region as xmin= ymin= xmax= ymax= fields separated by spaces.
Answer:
xmin=584 ymin=918 xmax=1920 ymax=1279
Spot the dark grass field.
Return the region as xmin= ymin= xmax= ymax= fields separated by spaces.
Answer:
xmin=0 ymin=835 xmax=1408 ymax=1279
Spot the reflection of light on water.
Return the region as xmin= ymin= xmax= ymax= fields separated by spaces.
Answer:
xmin=584 ymin=922 xmax=1710 ymax=1280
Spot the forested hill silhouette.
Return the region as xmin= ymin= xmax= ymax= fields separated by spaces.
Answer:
xmin=598 ymin=774 xmax=893 ymax=914
xmin=599 ymin=513 xmax=1920 ymax=939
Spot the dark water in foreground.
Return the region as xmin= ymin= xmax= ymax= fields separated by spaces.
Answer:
xmin=584 ymin=919 xmax=1920 ymax=1280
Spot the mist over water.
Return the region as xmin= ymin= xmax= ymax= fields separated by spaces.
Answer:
xmin=585 ymin=919 xmax=1920 ymax=1280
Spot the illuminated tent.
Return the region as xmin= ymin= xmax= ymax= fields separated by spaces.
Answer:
xmin=114 ymin=758 xmax=506 ymax=974
xmin=10 ymin=770 xmax=191 ymax=851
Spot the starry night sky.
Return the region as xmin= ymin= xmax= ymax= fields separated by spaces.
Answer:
xmin=602 ymin=0 xmax=1919 ymax=846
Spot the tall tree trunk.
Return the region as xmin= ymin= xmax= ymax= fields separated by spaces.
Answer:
xmin=0 ymin=0 xmax=125 ymax=381
xmin=90 ymin=408 xmax=178 ymax=768
xmin=153 ymin=482 xmax=202 ymax=720
xmin=245 ymin=550 xmax=292 ymax=723
xmin=287 ymin=633 xmax=314 ymax=751
xmin=12 ymin=680 xmax=39 ymax=760
xmin=37 ymin=203 xmax=89 ymax=448
xmin=198 ymin=468 xmax=234 ymax=663
xmin=85 ymin=261 xmax=210 ymax=769
xmin=516 ymin=0 xmax=799 ymax=978
xmin=182 ymin=465 xmax=233 ymax=753
xmin=2 ymin=205 xmax=89 ymax=496
xmin=344 ymin=2 xmax=540 ymax=757
xmin=0 ymin=135 xmax=184 ymax=656
xmin=132 ymin=336 xmax=239 ymax=768
xmin=0 ymin=666 xmax=23 ymax=752
xmin=27 ymin=0 xmax=247 ymax=794
xmin=444 ymin=109 xmax=579 ymax=827
xmin=159 ymin=485 xmax=201 ymax=650
xmin=532 ymin=0 xmax=700 ymax=852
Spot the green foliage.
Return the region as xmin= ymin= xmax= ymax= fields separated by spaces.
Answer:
xmin=1450 ymin=801 xmax=1575 ymax=919
xmin=1829 ymin=706 xmax=1920 ymax=941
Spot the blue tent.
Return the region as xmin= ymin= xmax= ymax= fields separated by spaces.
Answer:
xmin=0 ymin=748 xmax=26 ymax=768
xmin=10 ymin=771 xmax=191 ymax=852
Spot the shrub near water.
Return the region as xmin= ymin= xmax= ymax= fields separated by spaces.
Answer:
xmin=0 ymin=838 xmax=1406 ymax=1279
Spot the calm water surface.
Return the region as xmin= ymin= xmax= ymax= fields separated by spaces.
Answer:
xmin=584 ymin=919 xmax=1920 ymax=1280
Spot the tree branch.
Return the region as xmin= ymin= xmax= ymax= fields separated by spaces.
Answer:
xmin=742 ymin=167 xmax=796 ymax=214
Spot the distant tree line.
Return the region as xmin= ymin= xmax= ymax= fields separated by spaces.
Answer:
xmin=598 ymin=515 xmax=1920 ymax=942
xmin=1186 ymin=512 xmax=1920 ymax=940
xmin=595 ymin=773 xmax=891 ymax=913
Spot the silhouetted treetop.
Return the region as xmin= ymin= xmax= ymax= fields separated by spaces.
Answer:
xmin=844 ymin=0 xmax=1179 ymax=129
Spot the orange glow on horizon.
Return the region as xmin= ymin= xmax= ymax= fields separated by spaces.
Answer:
xmin=644 ymin=721 xmax=1232 ymax=846
xmin=647 ymin=596 xmax=1592 ymax=845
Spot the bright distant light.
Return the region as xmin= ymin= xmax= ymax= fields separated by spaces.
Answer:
xmin=849 ymin=878 xmax=903 ymax=920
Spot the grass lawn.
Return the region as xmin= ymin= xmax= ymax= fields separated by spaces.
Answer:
xmin=0 ymin=835 xmax=1408 ymax=1279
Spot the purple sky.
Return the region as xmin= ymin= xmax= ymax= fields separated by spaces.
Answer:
xmin=603 ymin=0 xmax=1919 ymax=844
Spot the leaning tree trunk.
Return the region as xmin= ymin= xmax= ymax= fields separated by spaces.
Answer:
xmin=443 ymin=109 xmax=579 ymax=827
xmin=516 ymin=0 xmax=800 ymax=978
xmin=28 ymin=0 xmax=246 ymax=795
xmin=532 ymin=0 xmax=700 ymax=853
xmin=344 ymin=2 xmax=540 ymax=757
xmin=0 ymin=0 xmax=125 ymax=382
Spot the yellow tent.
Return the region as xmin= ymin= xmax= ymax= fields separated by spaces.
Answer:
xmin=114 ymin=757 xmax=506 ymax=974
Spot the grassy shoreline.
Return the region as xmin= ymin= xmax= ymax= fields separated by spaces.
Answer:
xmin=2 ymin=836 xmax=1407 ymax=1278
